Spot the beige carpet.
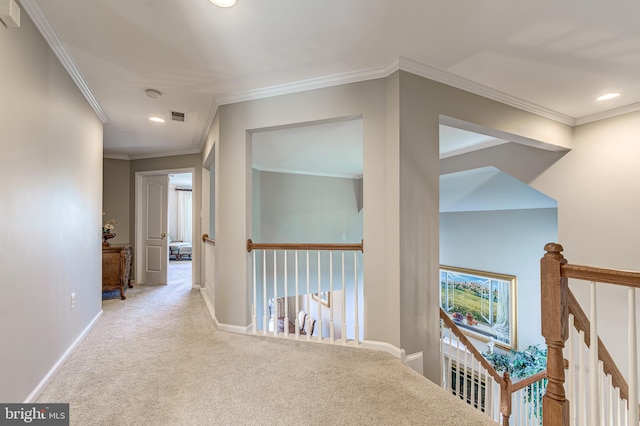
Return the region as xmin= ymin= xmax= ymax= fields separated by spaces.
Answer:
xmin=37 ymin=261 xmax=498 ymax=425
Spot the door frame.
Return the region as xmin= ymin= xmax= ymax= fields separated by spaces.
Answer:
xmin=135 ymin=167 xmax=195 ymax=286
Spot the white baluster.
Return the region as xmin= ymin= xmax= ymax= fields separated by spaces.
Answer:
xmin=317 ymin=251 xmax=322 ymax=340
xmin=615 ymin=386 xmax=621 ymax=426
xmin=306 ymin=250 xmax=311 ymax=341
xmin=454 ymin=334 xmax=461 ymax=397
xmin=353 ymin=253 xmax=359 ymax=343
xmin=295 ymin=250 xmax=299 ymax=337
xmin=629 ymin=287 xmax=639 ymax=426
xmin=440 ymin=320 xmax=445 ymax=388
xmin=252 ymin=250 xmax=257 ymax=333
xmin=590 ymin=281 xmax=600 ymax=426
xmin=446 ymin=328 xmax=453 ymax=393
xmin=579 ymin=329 xmax=586 ymax=426
xmin=284 ymin=251 xmax=288 ymax=337
xmin=608 ymin=373 xmax=614 ymax=426
xmin=469 ymin=356 xmax=475 ymax=410
xmin=462 ymin=344 xmax=468 ymax=405
xmin=329 ymin=252 xmax=334 ymax=343
xmin=273 ymin=250 xmax=278 ymax=337
xmin=341 ymin=251 xmax=346 ymax=343
xmin=569 ymin=314 xmax=576 ymax=424
xmin=262 ymin=251 xmax=267 ymax=335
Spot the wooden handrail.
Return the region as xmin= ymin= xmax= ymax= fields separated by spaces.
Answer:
xmin=567 ymin=289 xmax=630 ymax=403
xmin=439 ymin=309 xmax=505 ymax=385
xmin=562 ymin=263 xmax=640 ymax=288
xmin=511 ymin=370 xmax=547 ymax=393
xmin=246 ymin=239 xmax=363 ymax=253
xmin=202 ymin=234 xmax=215 ymax=244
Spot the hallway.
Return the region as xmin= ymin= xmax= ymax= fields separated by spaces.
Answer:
xmin=36 ymin=266 xmax=496 ymax=425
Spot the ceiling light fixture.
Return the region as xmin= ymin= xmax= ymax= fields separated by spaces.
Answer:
xmin=149 ymin=117 xmax=165 ymax=123
xmin=210 ymin=0 xmax=236 ymax=7
xmin=596 ymin=92 xmax=620 ymax=101
xmin=145 ymin=89 xmax=162 ymax=99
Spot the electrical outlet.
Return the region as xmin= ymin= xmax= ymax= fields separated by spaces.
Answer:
xmin=71 ymin=293 xmax=76 ymax=309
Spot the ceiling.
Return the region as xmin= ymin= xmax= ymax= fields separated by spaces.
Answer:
xmin=20 ymin=0 xmax=640 ymax=160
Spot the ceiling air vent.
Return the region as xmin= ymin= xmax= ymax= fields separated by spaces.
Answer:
xmin=170 ymin=111 xmax=186 ymax=122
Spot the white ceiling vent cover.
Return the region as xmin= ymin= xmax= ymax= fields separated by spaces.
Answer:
xmin=170 ymin=111 xmax=186 ymax=122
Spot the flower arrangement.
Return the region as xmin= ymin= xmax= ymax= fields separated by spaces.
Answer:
xmin=102 ymin=213 xmax=119 ymax=246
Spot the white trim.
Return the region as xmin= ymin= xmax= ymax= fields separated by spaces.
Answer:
xmin=405 ymin=351 xmax=424 ymax=375
xmin=575 ymin=102 xmax=640 ymax=125
xmin=197 ymin=100 xmax=219 ymax=154
xmin=215 ymin=323 xmax=252 ymax=334
xmin=20 ymin=0 xmax=108 ymax=124
xmin=397 ymin=57 xmax=576 ymax=126
xmin=128 ymin=148 xmax=202 ymax=161
xmin=200 ymin=287 xmax=216 ymax=323
xmin=103 ymin=154 xmax=130 ymax=161
xmin=200 ymin=288 xmax=252 ymax=334
xmin=24 ymin=310 xmax=103 ymax=403
xmin=104 ymin=149 xmax=202 ymax=161
xmin=213 ymin=56 xmax=578 ymax=126
xmin=439 ymin=138 xmax=509 ymax=159
xmin=361 ymin=340 xmax=407 ymax=361
xmin=215 ymin=61 xmax=397 ymax=106
xmin=252 ymin=165 xmax=362 ymax=180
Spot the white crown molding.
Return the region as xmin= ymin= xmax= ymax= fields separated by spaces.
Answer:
xmin=253 ymin=165 xmax=362 ymax=179
xmin=213 ymin=56 xmax=578 ymax=126
xmin=396 ymin=57 xmax=576 ymax=126
xmin=104 ymin=148 xmax=201 ymax=161
xmin=215 ymin=60 xmax=398 ymax=106
xmin=103 ymin=153 xmax=130 ymax=161
xmin=20 ymin=0 xmax=108 ymax=124
xmin=197 ymin=99 xmax=219 ymax=153
xmin=575 ymin=102 xmax=640 ymax=125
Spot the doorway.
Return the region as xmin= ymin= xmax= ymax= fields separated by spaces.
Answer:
xmin=168 ymin=173 xmax=193 ymax=286
xmin=134 ymin=169 xmax=194 ymax=287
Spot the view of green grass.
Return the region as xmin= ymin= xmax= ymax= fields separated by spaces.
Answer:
xmin=441 ymin=286 xmax=497 ymax=323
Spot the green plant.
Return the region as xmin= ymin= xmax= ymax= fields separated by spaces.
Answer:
xmin=483 ymin=345 xmax=547 ymax=424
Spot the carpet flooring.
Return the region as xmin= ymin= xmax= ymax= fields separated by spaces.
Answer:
xmin=37 ymin=261 xmax=498 ymax=425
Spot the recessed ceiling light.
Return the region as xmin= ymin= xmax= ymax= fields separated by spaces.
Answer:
xmin=596 ymin=92 xmax=620 ymax=101
xmin=149 ymin=117 xmax=165 ymax=123
xmin=210 ymin=0 xmax=236 ymax=7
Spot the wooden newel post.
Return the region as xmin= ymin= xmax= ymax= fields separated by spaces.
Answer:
xmin=500 ymin=372 xmax=512 ymax=426
xmin=541 ymin=243 xmax=570 ymax=426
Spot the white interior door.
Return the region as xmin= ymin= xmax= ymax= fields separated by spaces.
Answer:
xmin=141 ymin=174 xmax=168 ymax=284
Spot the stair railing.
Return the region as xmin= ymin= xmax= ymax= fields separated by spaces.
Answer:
xmin=541 ymin=243 xmax=640 ymax=426
xmin=440 ymin=308 xmax=547 ymax=425
xmin=247 ymin=239 xmax=364 ymax=345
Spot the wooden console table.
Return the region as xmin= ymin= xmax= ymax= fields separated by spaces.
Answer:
xmin=102 ymin=244 xmax=133 ymax=300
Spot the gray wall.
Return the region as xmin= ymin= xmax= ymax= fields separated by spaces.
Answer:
xmin=103 ymin=158 xmax=131 ymax=244
xmin=253 ymin=170 xmax=363 ymax=243
xmin=0 ymin=13 xmax=103 ymax=402
xmin=204 ymin=70 xmax=572 ymax=382
xmin=533 ymin=111 xmax=640 ymax=381
xmin=251 ymin=170 xmax=363 ymax=330
xmin=440 ymin=208 xmax=558 ymax=351
xmin=103 ymin=154 xmax=204 ymax=285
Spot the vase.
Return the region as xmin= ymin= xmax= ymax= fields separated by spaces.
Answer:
xmin=102 ymin=233 xmax=116 ymax=247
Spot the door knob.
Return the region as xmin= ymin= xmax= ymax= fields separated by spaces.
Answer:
xmin=161 ymin=232 xmax=166 ymax=240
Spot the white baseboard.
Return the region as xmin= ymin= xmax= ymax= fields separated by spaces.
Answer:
xmin=361 ymin=340 xmax=407 ymax=361
xmin=405 ymin=351 xmax=424 ymax=375
xmin=199 ymin=288 xmax=252 ymax=334
xmin=24 ymin=309 xmax=103 ymax=403
xmin=200 ymin=288 xmax=216 ymax=323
